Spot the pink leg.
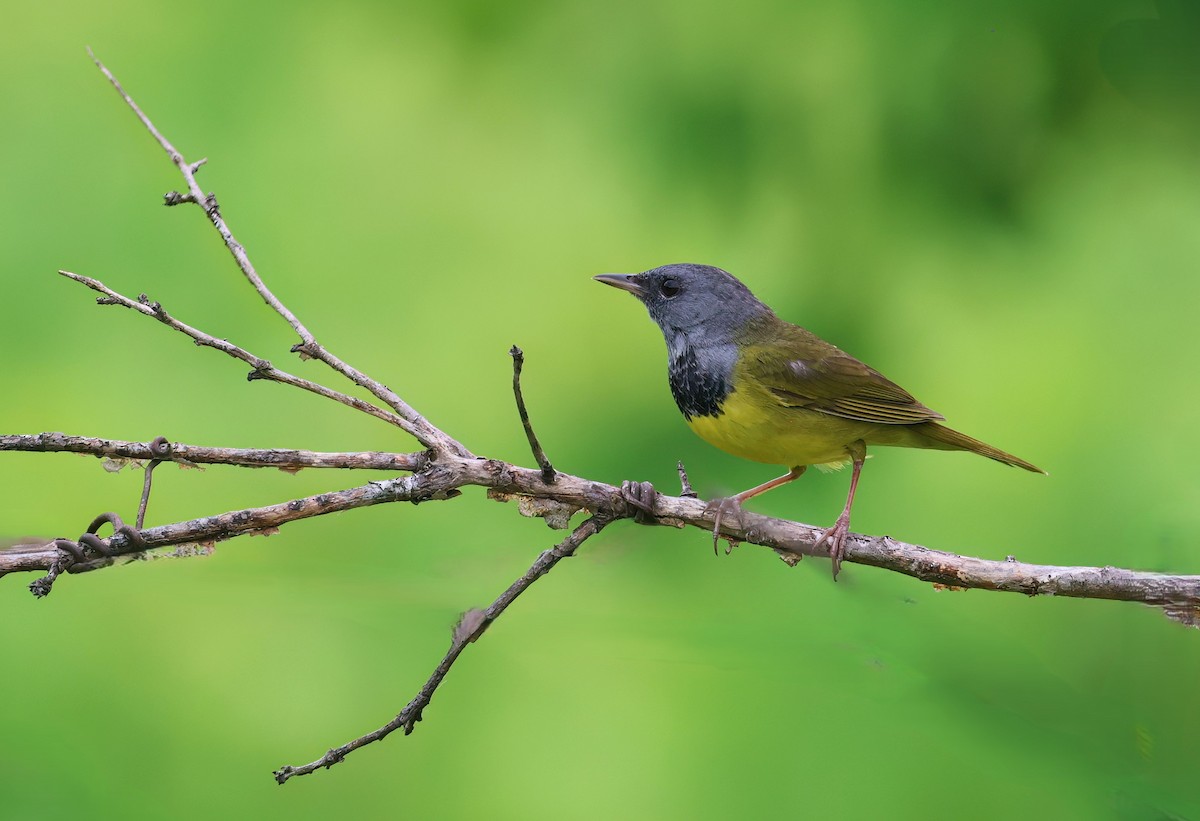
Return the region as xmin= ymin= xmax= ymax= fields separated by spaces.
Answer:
xmin=709 ymin=466 xmax=807 ymax=554
xmin=814 ymin=442 xmax=866 ymax=580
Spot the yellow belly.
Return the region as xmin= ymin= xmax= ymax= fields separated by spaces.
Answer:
xmin=686 ymin=383 xmax=884 ymax=469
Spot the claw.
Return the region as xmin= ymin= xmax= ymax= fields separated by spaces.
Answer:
xmin=619 ymin=480 xmax=658 ymax=525
xmin=705 ymin=497 xmax=743 ymax=555
xmin=814 ymin=513 xmax=852 ymax=580
xmin=816 ymin=445 xmax=865 ymax=581
xmin=703 ymin=466 xmax=807 ymax=556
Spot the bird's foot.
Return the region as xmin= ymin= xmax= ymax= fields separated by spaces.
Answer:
xmin=705 ymin=496 xmax=743 ymax=555
xmin=619 ymin=480 xmax=658 ymax=525
xmin=814 ymin=513 xmax=851 ymax=580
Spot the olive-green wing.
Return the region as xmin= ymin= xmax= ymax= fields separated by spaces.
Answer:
xmin=745 ymin=329 xmax=944 ymax=425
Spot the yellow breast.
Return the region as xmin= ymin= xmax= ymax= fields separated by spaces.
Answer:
xmin=685 ymin=378 xmax=879 ymax=469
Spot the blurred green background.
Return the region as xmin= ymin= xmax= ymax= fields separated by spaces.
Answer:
xmin=2 ymin=1 xmax=1199 ymax=818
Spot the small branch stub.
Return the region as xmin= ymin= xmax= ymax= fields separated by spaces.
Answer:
xmin=510 ymin=345 xmax=556 ymax=484
xmin=677 ymin=461 xmax=698 ymax=498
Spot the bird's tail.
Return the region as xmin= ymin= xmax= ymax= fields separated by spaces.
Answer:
xmin=914 ymin=422 xmax=1046 ymax=474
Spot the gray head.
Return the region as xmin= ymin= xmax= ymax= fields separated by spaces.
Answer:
xmin=594 ymin=263 xmax=773 ymax=344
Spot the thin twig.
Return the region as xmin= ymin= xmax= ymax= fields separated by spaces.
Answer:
xmin=135 ymin=436 xmax=172 ymax=529
xmin=59 ymin=271 xmax=416 ymax=431
xmin=0 ymin=432 xmax=426 ymax=472
xmin=273 ymin=514 xmax=612 ymax=784
xmin=136 ymin=462 xmax=157 ymax=530
xmin=509 ymin=345 xmax=556 ymax=483
xmin=87 ymin=50 xmax=470 ymax=458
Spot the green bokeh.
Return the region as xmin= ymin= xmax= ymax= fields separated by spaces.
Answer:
xmin=3 ymin=2 xmax=1199 ymax=819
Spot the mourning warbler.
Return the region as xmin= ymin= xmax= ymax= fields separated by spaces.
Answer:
xmin=595 ymin=263 xmax=1044 ymax=579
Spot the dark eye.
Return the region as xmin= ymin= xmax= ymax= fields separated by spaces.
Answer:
xmin=660 ymin=277 xmax=681 ymax=298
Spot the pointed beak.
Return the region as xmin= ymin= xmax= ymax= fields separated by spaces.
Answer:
xmin=593 ymin=273 xmax=645 ymax=296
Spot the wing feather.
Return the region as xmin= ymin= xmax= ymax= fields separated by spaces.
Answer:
xmin=743 ymin=327 xmax=943 ymax=426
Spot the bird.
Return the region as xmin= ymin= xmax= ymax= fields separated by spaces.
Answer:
xmin=594 ymin=263 xmax=1044 ymax=579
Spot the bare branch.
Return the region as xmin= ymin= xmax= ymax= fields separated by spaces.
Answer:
xmin=87 ymin=50 xmax=469 ymax=458
xmin=273 ymin=514 xmax=612 ymax=784
xmin=1 ymin=472 xmax=458 ymax=581
xmin=509 ymin=345 xmax=556 ymax=483
xmin=5 ymin=445 xmax=1197 ymax=613
xmin=59 ymin=271 xmax=418 ymax=431
xmin=85 ymin=47 xmax=184 ymax=167
xmin=0 ymin=433 xmax=426 ymax=472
